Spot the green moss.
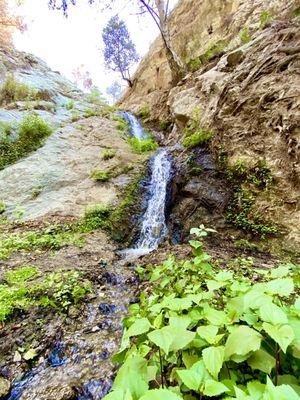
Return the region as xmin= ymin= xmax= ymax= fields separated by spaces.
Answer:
xmin=234 ymin=239 xmax=259 ymax=251
xmin=183 ymin=129 xmax=213 ymax=148
xmin=127 ymin=137 xmax=158 ymax=154
xmin=0 ymin=227 xmax=83 ymax=260
xmin=90 ymin=169 xmax=111 ymax=182
xmin=0 ymin=266 xmax=91 ymax=322
xmin=71 ymin=110 xmax=80 ymax=122
xmin=293 ymin=7 xmax=300 ymax=17
xmin=78 ymin=204 xmax=112 ymax=232
xmin=0 ymin=114 xmax=53 ymax=171
xmin=102 ymin=149 xmax=116 ymax=160
xmin=0 ymin=201 xmax=5 ymax=214
xmin=239 ymin=27 xmax=252 ymax=44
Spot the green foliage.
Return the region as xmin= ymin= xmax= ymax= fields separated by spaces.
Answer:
xmin=239 ymin=27 xmax=252 ymax=44
xmin=90 ymin=169 xmax=111 ymax=182
xmin=88 ymin=87 xmax=107 ymax=105
xmin=183 ymin=129 xmax=213 ymax=149
xmin=137 ymin=105 xmax=151 ymax=123
xmin=226 ymin=188 xmax=278 ymax=237
xmin=188 ymin=41 xmax=228 ymax=71
xmin=0 ymin=75 xmax=38 ymax=105
xmin=102 ymin=149 xmax=117 ymax=160
xmin=293 ymin=7 xmax=300 ymax=17
xmin=71 ymin=110 xmax=80 ymax=122
xmin=260 ymin=10 xmax=273 ymax=29
xmin=127 ymin=137 xmax=158 ymax=154
xmin=0 ymin=201 xmax=6 ymax=214
xmin=0 ymin=266 xmax=91 ymax=322
xmin=79 ymin=203 xmax=112 ymax=232
xmin=0 ymin=114 xmax=53 ymax=170
xmin=0 ymin=121 xmax=13 ymax=138
xmin=84 ymin=107 xmax=101 ymax=118
xmin=234 ymin=239 xmax=259 ymax=251
xmin=66 ymin=100 xmax=74 ymax=110
xmin=113 ymin=115 xmax=130 ymax=134
xmin=105 ymin=227 xmax=300 ymax=400
xmin=0 ymin=227 xmax=83 ymax=260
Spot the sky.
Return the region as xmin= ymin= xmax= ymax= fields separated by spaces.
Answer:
xmin=10 ymin=0 xmax=178 ymax=97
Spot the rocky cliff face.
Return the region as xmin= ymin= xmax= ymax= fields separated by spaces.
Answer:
xmin=121 ymin=0 xmax=300 ymax=252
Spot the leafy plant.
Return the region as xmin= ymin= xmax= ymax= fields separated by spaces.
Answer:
xmin=259 ymin=10 xmax=273 ymax=29
xmin=66 ymin=100 xmax=74 ymax=110
xmin=90 ymin=169 xmax=111 ymax=182
xmin=102 ymin=149 xmax=117 ymax=160
xmin=0 ymin=228 xmax=83 ymax=260
xmin=104 ymin=226 xmax=300 ymax=399
xmin=0 ymin=266 xmax=91 ymax=321
xmin=127 ymin=137 xmax=158 ymax=154
xmin=239 ymin=27 xmax=252 ymax=44
xmin=79 ymin=203 xmax=112 ymax=232
xmin=0 ymin=114 xmax=53 ymax=170
xmin=182 ymin=129 xmax=213 ymax=149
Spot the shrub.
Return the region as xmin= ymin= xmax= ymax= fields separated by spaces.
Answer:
xmin=183 ymin=129 xmax=213 ymax=148
xmin=66 ymin=100 xmax=74 ymax=110
xmin=104 ymin=226 xmax=300 ymax=400
xmin=102 ymin=149 xmax=116 ymax=160
xmin=239 ymin=27 xmax=252 ymax=43
xmin=0 ymin=266 xmax=91 ymax=321
xmin=127 ymin=137 xmax=158 ymax=154
xmin=90 ymin=169 xmax=111 ymax=182
xmin=0 ymin=75 xmax=38 ymax=105
xmin=0 ymin=114 xmax=53 ymax=170
xmin=260 ymin=10 xmax=273 ymax=29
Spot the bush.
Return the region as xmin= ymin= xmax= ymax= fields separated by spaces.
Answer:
xmin=239 ymin=27 xmax=252 ymax=43
xmin=90 ymin=169 xmax=111 ymax=182
xmin=0 ymin=266 xmax=91 ymax=322
xmin=183 ymin=129 xmax=213 ymax=148
xmin=0 ymin=114 xmax=53 ymax=170
xmin=102 ymin=149 xmax=116 ymax=160
xmin=104 ymin=226 xmax=300 ymax=400
xmin=127 ymin=137 xmax=158 ymax=154
xmin=0 ymin=75 xmax=38 ymax=105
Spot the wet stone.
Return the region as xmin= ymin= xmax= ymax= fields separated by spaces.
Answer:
xmin=98 ymin=303 xmax=117 ymax=315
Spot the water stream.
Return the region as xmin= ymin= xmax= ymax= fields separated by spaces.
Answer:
xmin=5 ymin=112 xmax=172 ymax=400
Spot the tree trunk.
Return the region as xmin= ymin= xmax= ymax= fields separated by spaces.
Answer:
xmin=154 ymin=0 xmax=185 ymax=84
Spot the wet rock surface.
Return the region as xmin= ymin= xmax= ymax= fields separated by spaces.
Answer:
xmin=0 ymin=229 xmax=138 ymax=400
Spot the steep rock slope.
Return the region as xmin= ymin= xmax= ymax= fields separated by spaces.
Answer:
xmin=121 ymin=0 xmax=300 ymax=251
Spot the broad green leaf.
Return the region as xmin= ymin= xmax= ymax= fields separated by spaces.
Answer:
xmin=215 ymin=271 xmax=233 ymax=282
xmin=177 ymin=370 xmax=201 ymax=391
xmin=203 ymin=380 xmax=229 ymax=397
xmin=170 ymin=329 xmax=195 ymax=352
xmin=247 ymin=349 xmax=276 ymax=374
xmin=103 ymin=390 xmax=126 ymax=400
xmin=169 ymin=316 xmax=191 ymax=330
xmin=113 ymin=355 xmax=148 ymax=399
xmin=247 ymin=381 xmax=265 ymax=400
xmin=197 ymin=325 xmax=219 ymax=344
xmin=266 ymin=278 xmax=294 ymax=297
xmin=23 ymin=348 xmax=37 ymax=360
xmin=264 ymin=377 xmax=300 ymax=400
xmin=139 ymin=389 xmax=183 ymax=400
xmin=202 ymin=346 xmax=224 ymax=378
xmin=225 ymin=326 xmax=262 ymax=360
xmin=206 ymin=280 xmax=226 ymax=291
xmin=148 ymin=327 xmax=173 ymax=354
xmin=295 ymin=298 xmax=300 ymax=311
xmin=165 ymin=298 xmax=193 ymax=311
xmin=189 ymin=240 xmax=203 ymax=249
xmin=203 ymin=307 xmax=228 ymax=325
xmin=231 ymin=281 xmax=251 ymax=293
xmin=124 ymin=318 xmax=151 ymax=338
xmin=262 ymin=323 xmax=295 ymax=353
xmin=243 ymin=288 xmax=273 ymax=310
xmin=259 ymin=303 xmax=288 ymax=325
xmin=270 ymin=265 xmax=291 ymax=279
xmin=182 ymin=352 xmax=198 ymax=369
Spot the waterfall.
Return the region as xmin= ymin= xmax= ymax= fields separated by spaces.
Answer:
xmin=121 ymin=111 xmax=149 ymax=140
xmin=137 ymin=149 xmax=172 ymax=250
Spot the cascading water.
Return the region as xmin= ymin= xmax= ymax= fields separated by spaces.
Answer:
xmin=136 ymin=149 xmax=172 ymax=250
xmin=120 ymin=111 xmax=149 ymax=140
xmin=120 ymin=112 xmax=173 ymax=259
